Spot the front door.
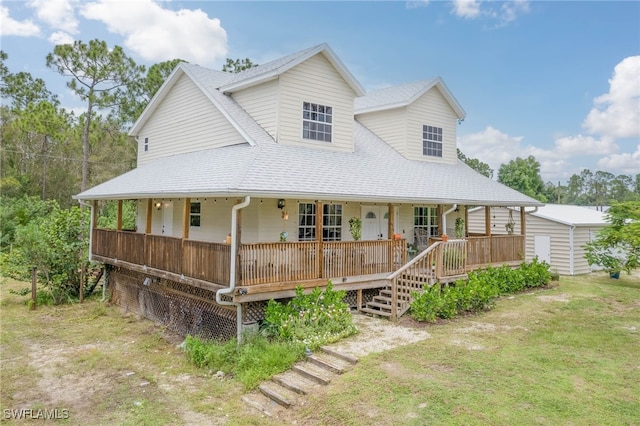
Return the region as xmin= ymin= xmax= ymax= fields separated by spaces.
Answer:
xmin=161 ymin=201 xmax=173 ymax=236
xmin=361 ymin=206 xmax=389 ymax=240
xmin=534 ymin=235 xmax=551 ymax=264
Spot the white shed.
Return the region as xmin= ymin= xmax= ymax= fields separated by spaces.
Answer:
xmin=468 ymin=205 xmax=608 ymax=275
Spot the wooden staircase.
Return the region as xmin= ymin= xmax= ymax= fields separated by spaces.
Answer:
xmin=242 ymin=346 xmax=358 ymax=416
xmin=360 ymin=240 xmax=468 ymax=320
xmin=361 ymin=270 xmax=436 ymax=318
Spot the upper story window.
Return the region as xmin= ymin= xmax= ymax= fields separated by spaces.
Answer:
xmin=302 ymin=102 xmax=332 ymax=142
xmin=422 ymin=125 xmax=443 ymax=157
xmin=144 ymin=137 xmax=149 ymax=152
xmin=190 ymin=202 xmax=201 ymax=227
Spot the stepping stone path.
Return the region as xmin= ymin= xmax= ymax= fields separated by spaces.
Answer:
xmin=242 ymin=346 xmax=358 ymax=417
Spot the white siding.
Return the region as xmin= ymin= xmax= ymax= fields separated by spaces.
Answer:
xmin=136 ymin=74 xmax=245 ymax=166
xmin=356 ymin=108 xmax=407 ymax=155
xmin=525 ymin=215 xmax=571 ymax=275
xmin=277 ymin=54 xmax=356 ymax=151
xmin=406 ymin=88 xmax=458 ymax=164
xmin=467 ymin=207 xmax=522 ymax=235
xmin=231 ymin=79 xmax=279 ymax=140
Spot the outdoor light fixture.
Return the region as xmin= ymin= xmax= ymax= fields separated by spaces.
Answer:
xmin=277 ymin=199 xmax=286 ymax=209
xmin=155 ymin=202 xmax=162 ymax=210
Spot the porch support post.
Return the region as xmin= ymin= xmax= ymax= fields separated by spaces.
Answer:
xmin=437 ymin=205 xmax=444 ymax=236
xmin=520 ymin=206 xmax=526 ymax=258
xmin=182 ymin=198 xmax=190 ymax=240
xmin=464 ymin=206 xmax=469 ymax=237
xmin=92 ymin=200 xmax=98 ymax=232
xmin=235 ymin=199 xmax=243 ymax=285
xmin=387 ymin=203 xmax=395 ymax=238
xmin=316 ymin=201 xmax=323 ymax=278
xmin=116 ymin=200 xmax=123 ymax=231
xmin=145 ymin=199 xmax=152 ymax=234
xmin=484 ymin=206 xmax=492 ymax=236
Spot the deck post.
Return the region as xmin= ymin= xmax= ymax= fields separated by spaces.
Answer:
xmin=520 ymin=206 xmax=526 ymax=257
xmin=316 ymin=201 xmax=323 ymax=278
xmin=145 ymin=199 xmax=152 ymax=234
xmin=485 ymin=206 xmax=492 ymax=262
xmin=464 ymin=206 xmax=469 ymax=237
xmin=387 ymin=203 xmax=395 ymax=238
xmin=182 ymin=198 xmax=190 ymax=240
xmin=356 ymin=289 xmax=362 ymax=312
xmin=116 ymin=200 xmax=123 ymax=231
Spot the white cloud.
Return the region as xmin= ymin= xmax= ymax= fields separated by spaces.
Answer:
xmin=583 ymin=56 xmax=640 ymax=139
xmin=597 ymin=144 xmax=640 ymax=176
xmin=27 ymin=0 xmax=78 ymax=34
xmin=0 ymin=4 xmax=41 ymax=36
xmin=458 ymin=125 xmax=526 ymax=171
xmin=452 ymin=0 xmax=481 ymax=19
xmin=450 ymin=0 xmax=529 ymax=25
xmin=79 ymin=0 xmax=227 ymax=67
xmin=48 ymin=30 xmax=74 ymax=45
xmin=553 ymin=135 xmax=618 ymax=157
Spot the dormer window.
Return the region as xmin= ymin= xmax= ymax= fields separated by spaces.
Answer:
xmin=422 ymin=125 xmax=443 ymax=157
xmin=302 ymin=102 xmax=332 ymax=142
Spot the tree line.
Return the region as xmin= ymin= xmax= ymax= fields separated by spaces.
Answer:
xmin=458 ymin=150 xmax=639 ymax=205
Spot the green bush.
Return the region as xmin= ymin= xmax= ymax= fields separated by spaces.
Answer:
xmin=263 ymin=280 xmax=357 ymax=349
xmin=410 ymin=259 xmax=550 ymax=323
xmin=184 ymin=333 xmax=304 ymax=390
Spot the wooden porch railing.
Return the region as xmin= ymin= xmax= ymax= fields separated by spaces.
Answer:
xmin=92 ymin=229 xmax=406 ymax=288
xmin=92 ymin=229 xmax=231 ymax=285
xmin=237 ymin=239 xmax=406 ymax=286
xmin=466 ymin=235 xmax=524 ymax=269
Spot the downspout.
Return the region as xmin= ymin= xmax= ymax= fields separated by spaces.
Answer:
xmin=442 ymin=204 xmax=457 ymax=237
xmin=216 ymin=196 xmax=251 ymax=343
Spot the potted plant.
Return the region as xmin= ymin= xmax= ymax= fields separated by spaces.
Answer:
xmin=455 ymin=217 xmax=465 ymax=239
xmin=584 ymin=242 xmax=636 ymax=278
xmin=349 ymin=217 xmax=362 ymax=241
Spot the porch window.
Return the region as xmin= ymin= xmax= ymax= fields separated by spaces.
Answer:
xmin=298 ymin=203 xmax=316 ymax=241
xmin=190 ymin=202 xmax=201 ymax=227
xmin=414 ymin=207 xmax=438 ymax=237
xmin=422 ymin=125 xmax=443 ymax=157
xmin=297 ymin=203 xmax=343 ymax=241
xmin=302 ymin=102 xmax=332 ymax=142
xmin=323 ymin=204 xmax=342 ymax=241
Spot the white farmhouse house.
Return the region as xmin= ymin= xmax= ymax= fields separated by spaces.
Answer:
xmin=75 ymin=43 xmax=542 ymax=339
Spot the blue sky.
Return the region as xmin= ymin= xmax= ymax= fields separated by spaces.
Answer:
xmin=2 ymin=0 xmax=639 ymax=183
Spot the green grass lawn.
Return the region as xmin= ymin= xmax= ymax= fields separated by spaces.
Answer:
xmin=1 ymin=272 xmax=638 ymax=425
xmin=296 ymin=272 xmax=640 ymax=425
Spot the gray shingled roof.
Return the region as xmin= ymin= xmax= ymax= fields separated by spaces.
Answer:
xmin=77 ymin=119 xmax=540 ymax=206
xmin=355 ymin=78 xmax=466 ymax=118
xmin=80 ymin=44 xmax=539 ymax=206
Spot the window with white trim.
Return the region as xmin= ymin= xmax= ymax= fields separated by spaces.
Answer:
xmin=322 ymin=204 xmax=342 ymax=241
xmin=298 ymin=203 xmax=316 ymax=241
xmin=422 ymin=125 xmax=443 ymax=157
xmin=144 ymin=137 xmax=149 ymax=152
xmin=414 ymin=207 xmax=438 ymax=237
xmin=297 ymin=203 xmax=343 ymax=241
xmin=302 ymin=102 xmax=332 ymax=142
xmin=190 ymin=202 xmax=201 ymax=227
